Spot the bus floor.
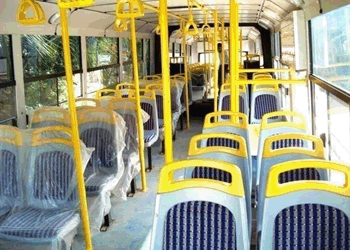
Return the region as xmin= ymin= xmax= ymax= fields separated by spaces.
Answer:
xmin=72 ymin=117 xmax=205 ymax=250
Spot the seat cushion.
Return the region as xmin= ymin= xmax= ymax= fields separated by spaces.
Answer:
xmin=85 ymin=173 xmax=111 ymax=194
xmin=191 ymin=167 xmax=232 ymax=183
xmin=144 ymin=131 xmax=157 ymax=145
xmin=254 ymin=94 xmax=278 ymax=120
xmin=0 ymin=208 xmax=79 ymax=240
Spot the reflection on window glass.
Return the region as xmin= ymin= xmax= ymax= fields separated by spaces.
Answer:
xmin=146 ymin=39 xmax=150 ymax=75
xmin=122 ymin=37 xmax=131 ymax=63
xmin=86 ymin=37 xmax=119 ymax=68
xmin=22 ymin=35 xmax=81 ymax=79
xmin=87 ymin=67 xmax=119 ymax=94
xmin=311 ymin=5 xmax=350 ymax=92
xmin=0 ymin=35 xmax=13 ymax=84
xmin=0 ymin=86 xmax=16 ymax=122
xmin=123 ymin=63 xmax=133 ymax=82
xmin=25 ymin=74 xmax=82 ymax=110
xmin=137 ymin=38 xmax=143 ymax=61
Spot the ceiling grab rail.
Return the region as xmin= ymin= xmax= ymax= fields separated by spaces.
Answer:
xmin=116 ymin=0 xmax=147 ymax=192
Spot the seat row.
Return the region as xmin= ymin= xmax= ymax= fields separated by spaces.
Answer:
xmin=0 ymin=125 xmax=91 ymax=249
xmin=219 ymin=72 xmax=281 ymax=124
xmin=149 ymin=110 xmax=350 ymax=249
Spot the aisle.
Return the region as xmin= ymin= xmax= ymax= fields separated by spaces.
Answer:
xmin=72 ymin=118 xmax=204 ymax=250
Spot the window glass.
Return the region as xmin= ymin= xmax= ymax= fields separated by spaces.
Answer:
xmin=86 ymin=36 xmax=119 ymax=69
xmin=87 ymin=67 xmax=119 ymax=94
xmin=22 ymin=35 xmax=82 ymax=110
xmin=311 ymin=4 xmax=350 ymax=92
xmin=0 ymin=35 xmax=13 ymax=84
xmin=123 ymin=64 xmax=133 ymax=82
xmin=146 ymin=38 xmax=151 ymax=75
xmin=137 ymin=38 xmax=143 ymax=61
xmin=0 ymin=86 xmax=16 ymax=122
xmin=22 ymin=35 xmax=81 ymax=79
xmin=122 ymin=37 xmax=131 ymax=63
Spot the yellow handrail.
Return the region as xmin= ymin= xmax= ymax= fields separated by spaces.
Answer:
xmin=182 ymin=20 xmax=191 ymax=129
xmin=58 ymin=6 xmax=93 ymax=250
xmin=261 ymin=111 xmax=306 ymax=131
xmin=129 ymin=0 xmax=147 ymax=191
xmin=159 ymin=0 xmax=173 ymax=163
xmin=213 ymin=10 xmax=219 ymax=118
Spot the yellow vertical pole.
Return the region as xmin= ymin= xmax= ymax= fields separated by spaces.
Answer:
xmin=213 ymin=10 xmax=218 ymax=114
xmin=182 ymin=30 xmax=191 ymax=129
xmin=129 ymin=4 xmax=147 ymax=191
xmin=59 ymin=8 xmax=93 ymax=250
xmin=159 ymin=0 xmax=173 ymax=163
xmin=221 ymin=21 xmax=225 ymax=88
xmin=235 ymin=3 xmax=240 ymax=81
xmin=229 ymin=0 xmax=239 ymax=118
xmin=240 ymin=30 xmax=243 ymax=68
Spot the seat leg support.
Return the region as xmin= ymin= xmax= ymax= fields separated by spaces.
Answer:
xmin=180 ymin=113 xmax=184 ymax=131
xmin=147 ymin=147 xmax=152 ymax=172
xmin=100 ymin=213 xmax=114 ymax=232
xmin=127 ymin=179 xmax=136 ymax=197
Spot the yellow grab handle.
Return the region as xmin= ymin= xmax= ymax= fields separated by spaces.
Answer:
xmin=0 ymin=125 xmax=23 ymax=146
xmin=75 ymin=98 xmax=101 ymax=108
xmin=158 ymin=159 xmax=244 ymax=197
xmin=263 ymin=133 xmax=324 ymax=158
xmin=155 ymin=25 xmax=161 ymax=35
xmin=31 ymin=126 xmax=72 ymax=146
xmin=17 ymin=0 xmax=45 ymax=25
xmin=116 ymin=83 xmax=135 ymax=90
xmin=143 ymin=75 xmax=161 ymax=81
xmin=266 ymin=160 xmax=350 ymax=197
xmin=188 ymin=132 xmax=248 ymax=157
xmin=261 ymin=111 xmax=306 ymax=131
xmin=116 ymin=0 xmax=144 ymax=19
xmin=109 ymin=98 xmax=137 ymax=111
xmin=252 ymin=83 xmax=279 ymax=92
xmin=114 ymin=18 xmax=128 ymax=32
xmin=95 ymin=89 xmax=118 ymax=99
xmin=77 ymin=107 xmax=116 ymax=125
xmin=58 ymin=0 xmax=94 ymax=8
xmin=184 ymin=18 xmax=198 ymax=36
xmin=145 ymin=83 xmax=162 ymax=91
xmin=201 ymin=24 xmax=211 ymax=35
xmin=204 ymin=111 xmax=248 ymax=129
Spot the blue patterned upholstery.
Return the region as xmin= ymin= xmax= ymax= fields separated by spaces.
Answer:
xmin=119 ymin=113 xmax=138 ymax=151
xmin=85 ymin=174 xmax=110 ymax=194
xmin=144 ymin=131 xmax=156 ymax=143
xmin=33 ymin=151 xmax=77 ymax=205
xmin=80 ymin=128 xmax=115 ymax=171
xmin=191 ymin=167 xmax=232 ymax=183
xmin=0 ymin=208 xmax=78 ymax=239
xmin=274 ymin=204 xmax=350 ymax=250
xmin=163 ymin=201 xmax=236 ymax=250
xmin=206 ymin=137 xmax=240 ymax=149
xmin=278 ymin=168 xmax=320 ymax=184
xmin=271 ymin=139 xmax=304 ymax=149
xmin=0 ymin=150 xmax=18 ymax=200
xmin=156 ymin=95 xmax=164 ymax=120
xmin=221 ymin=96 xmax=245 ymax=120
xmin=254 ymin=94 xmax=278 ymax=120
xmin=141 ymin=102 xmax=155 ymax=131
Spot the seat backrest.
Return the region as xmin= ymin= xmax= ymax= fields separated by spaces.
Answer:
xmin=143 ymin=75 xmax=161 ymax=81
xmin=95 ymin=89 xmax=119 ymax=108
xmin=116 ymin=83 xmax=135 ymax=91
xmin=256 ymin=111 xmax=307 ymax=186
xmin=257 ymin=133 xmax=326 ymax=232
xmin=0 ymin=126 xmax=22 ymax=213
xmin=250 ymin=83 xmax=281 ymax=124
xmin=77 ymin=107 xmax=124 ymax=176
xmin=218 ymin=83 xmax=249 ymax=118
xmin=151 ymin=159 xmax=250 ymax=250
xmin=75 ymin=98 xmax=101 ymax=110
xmin=260 ymin=160 xmax=350 ymax=249
xmin=138 ymin=90 xmax=159 ymax=134
xmin=31 ymin=107 xmax=70 ymax=128
xmin=27 ymin=128 xmax=79 ymax=210
xmin=187 ymin=133 xmax=252 ymax=232
xmin=203 ymin=112 xmax=251 ymax=165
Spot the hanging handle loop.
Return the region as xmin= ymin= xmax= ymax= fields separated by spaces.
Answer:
xmin=116 ymin=0 xmax=144 ymax=19
xmin=17 ymin=0 xmax=46 ymax=25
xmin=201 ymin=12 xmax=210 ymax=36
xmin=184 ymin=0 xmax=198 ymax=36
xmin=115 ymin=18 xmax=128 ymax=32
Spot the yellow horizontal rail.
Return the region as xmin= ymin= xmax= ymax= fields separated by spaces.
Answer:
xmin=237 ymin=80 xmax=307 ymax=85
xmin=239 ymin=69 xmax=292 ymax=73
xmin=143 ymin=3 xmax=186 ymax=21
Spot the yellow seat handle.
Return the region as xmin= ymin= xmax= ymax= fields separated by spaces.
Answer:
xmin=31 ymin=126 xmax=72 ymax=146
xmin=75 ymin=98 xmax=101 ymax=108
xmin=263 ymin=133 xmax=324 ymax=158
xmin=95 ymin=89 xmax=118 ymax=99
xmin=0 ymin=125 xmax=23 ymax=146
xmin=17 ymin=0 xmax=46 ymax=25
xmin=145 ymin=83 xmax=162 ymax=91
xmin=188 ymin=133 xmax=248 ymax=158
xmin=115 ymin=18 xmax=128 ymax=32
xmin=116 ymin=83 xmax=135 ymax=90
xmin=116 ymin=0 xmax=144 ymax=19
xmin=266 ymin=160 xmax=350 ymax=197
xmin=109 ymin=98 xmax=137 ymax=111
xmin=158 ymin=159 xmax=244 ymax=197
xmin=204 ymin=111 xmax=248 ymax=129
xmin=143 ymin=75 xmax=161 ymax=81
xmin=58 ymin=0 xmax=94 ymax=8
xmin=261 ymin=111 xmax=306 ymax=131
